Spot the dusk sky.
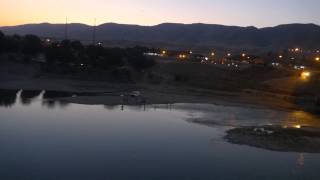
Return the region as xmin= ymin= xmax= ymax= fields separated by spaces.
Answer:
xmin=1 ymin=0 xmax=319 ymax=27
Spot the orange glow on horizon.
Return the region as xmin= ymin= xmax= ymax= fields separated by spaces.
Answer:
xmin=1 ymin=0 xmax=320 ymax=28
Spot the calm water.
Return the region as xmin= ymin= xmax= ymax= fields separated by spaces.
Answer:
xmin=1 ymin=90 xmax=320 ymax=180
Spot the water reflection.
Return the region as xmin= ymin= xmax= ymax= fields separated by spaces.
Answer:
xmin=0 ymin=89 xmax=72 ymax=109
xmin=297 ymin=153 xmax=305 ymax=167
xmin=20 ymin=90 xmax=42 ymax=105
xmin=0 ymin=93 xmax=320 ymax=180
xmin=282 ymin=111 xmax=320 ymax=128
xmin=43 ymin=90 xmax=74 ymax=99
xmin=177 ymin=104 xmax=320 ymax=128
xmin=41 ymin=99 xmax=70 ymax=109
xmin=0 ymin=89 xmax=18 ymax=107
xmin=104 ymin=105 xmax=119 ymax=110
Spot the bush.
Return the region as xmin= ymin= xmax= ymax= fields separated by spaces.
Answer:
xmin=22 ymin=35 xmax=42 ymax=55
xmin=126 ymin=47 xmax=156 ymax=70
xmin=111 ymin=67 xmax=133 ymax=81
xmin=0 ymin=31 xmax=4 ymax=53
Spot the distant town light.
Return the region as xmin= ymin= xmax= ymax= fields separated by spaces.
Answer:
xmin=295 ymin=48 xmax=300 ymax=52
xmin=189 ymin=51 xmax=193 ymax=54
xmin=294 ymin=125 xmax=302 ymax=129
xmin=162 ymin=50 xmax=166 ymax=54
xmin=178 ymin=54 xmax=187 ymax=59
xmin=301 ymin=71 xmax=311 ymax=79
xmin=279 ymin=55 xmax=283 ymax=59
xmin=211 ymin=52 xmax=215 ymax=56
xmin=227 ymin=53 xmax=231 ymax=57
xmin=315 ymin=57 xmax=320 ymax=61
xmin=242 ymin=53 xmax=246 ymax=57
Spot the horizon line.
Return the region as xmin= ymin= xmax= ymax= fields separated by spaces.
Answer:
xmin=1 ymin=21 xmax=319 ymax=29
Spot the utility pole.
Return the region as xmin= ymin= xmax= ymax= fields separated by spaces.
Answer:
xmin=64 ymin=17 xmax=68 ymax=40
xmin=93 ymin=18 xmax=96 ymax=45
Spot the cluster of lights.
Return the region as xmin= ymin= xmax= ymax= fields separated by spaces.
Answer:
xmin=178 ymin=54 xmax=187 ymax=59
xmin=144 ymin=52 xmax=160 ymax=56
xmin=227 ymin=62 xmax=239 ymax=68
xmin=271 ymin=62 xmax=280 ymax=67
xmin=294 ymin=65 xmax=306 ymax=70
xmin=289 ymin=48 xmax=301 ymax=52
xmin=201 ymin=58 xmax=210 ymax=64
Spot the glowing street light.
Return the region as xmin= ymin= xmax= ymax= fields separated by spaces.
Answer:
xmin=242 ymin=53 xmax=246 ymax=57
xmin=279 ymin=55 xmax=283 ymax=59
xmin=294 ymin=125 xmax=302 ymax=129
xmin=178 ymin=54 xmax=187 ymax=59
xmin=301 ymin=71 xmax=311 ymax=79
xmin=227 ymin=53 xmax=232 ymax=57
xmin=162 ymin=50 xmax=166 ymax=54
xmin=315 ymin=57 xmax=320 ymax=61
xmin=211 ymin=52 xmax=215 ymax=56
xmin=294 ymin=48 xmax=300 ymax=52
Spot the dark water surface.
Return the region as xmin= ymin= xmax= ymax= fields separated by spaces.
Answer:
xmin=0 ymin=90 xmax=320 ymax=180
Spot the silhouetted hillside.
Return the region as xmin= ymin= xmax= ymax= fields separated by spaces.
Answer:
xmin=1 ymin=23 xmax=320 ymax=49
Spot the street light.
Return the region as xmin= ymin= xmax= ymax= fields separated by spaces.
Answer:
xmin=301 ymin=71 xmax=311 ymax=79
xmin=315 ymin=57 xmax=320 ymax=61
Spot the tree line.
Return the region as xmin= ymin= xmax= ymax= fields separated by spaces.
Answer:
xmin=0 ymin=31 xmax=155 ymax=72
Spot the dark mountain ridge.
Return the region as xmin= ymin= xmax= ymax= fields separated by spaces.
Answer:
xmin=1 ymin=22 xmax=320 ymax=50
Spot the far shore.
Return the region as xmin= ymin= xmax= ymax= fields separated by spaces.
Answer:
xmin=0 ymin=76 xmax=301 ymax=112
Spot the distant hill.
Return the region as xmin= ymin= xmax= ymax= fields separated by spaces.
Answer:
xmin=1 ymin=22 xmax=320 ymax=50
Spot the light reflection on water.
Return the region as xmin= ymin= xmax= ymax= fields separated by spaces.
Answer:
xmin=0 ymin=90 xmax=320 ymax=180
xmin=177 ymin=103 xmax=320 ymax=128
